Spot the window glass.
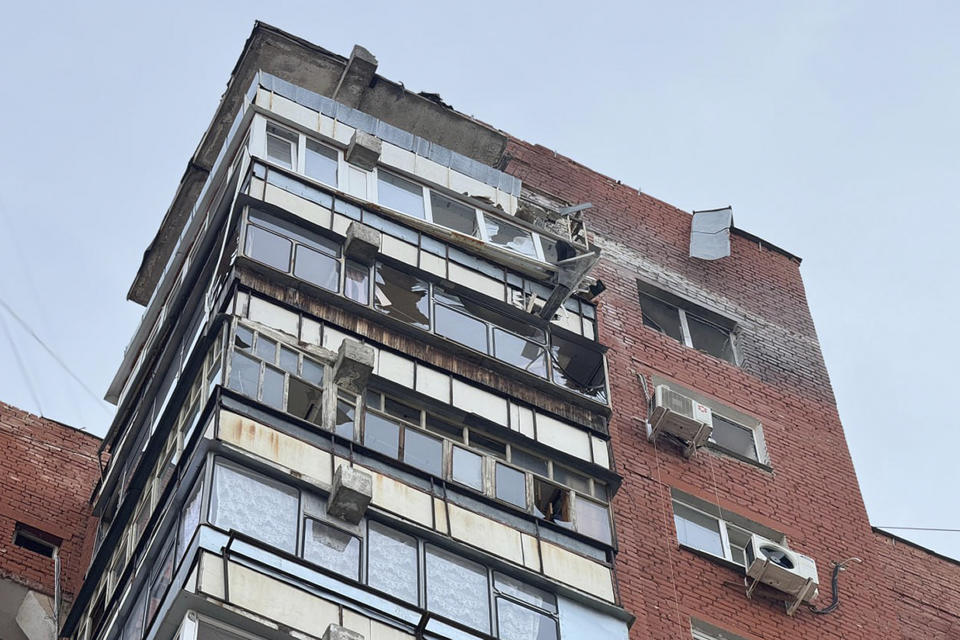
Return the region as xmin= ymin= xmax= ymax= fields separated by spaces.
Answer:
xmin=335 ymin=396 xmax=356 ymax=440
xmin=286 ymin=377 xmax=323 ymax=424
xmin=294 ymin=245 xmax=341 ymax=292
xmin=279 ymin=347 xmax=299 ymax=374
xmin=494 ymin=329 xmax=547 ymax=378
xmin=533 ymin=479 xmax=571 ymax=527
xmin=575 ymin=498 xmax=612 ymax=544
xmin=403 ymin=429 xmax=444 ymax=476
xmin=552 ymin=466 xmax=590 ymax=494
xmin=426 ymin=416 xmax=464 ymax=442
xmin=305 ymin=139 xmax=338 ymax=186
xmin=687 ymin=314 xmax=736 ymax=363
xmin=726 ymin=525 xmax=752 ymax=567
xmin=484 ymin=215 xmax=538 ymax=258
xmin=303 ymin=519 xmax=360 ymax=579
xmin=430 ymin=193 xmax=479 ymax=236
xmin=121 ymin=588 xmax=146 ymax=640
xmin=497 ymin=598 xmax=558 ymax=640
xmin=266 ymin=124 xmax=297 ymax=169
xmin=435 ymin=304 xmax=489 ymax=353
xmin=249 ymin=210 xmax=339 ymax=255
xmin=470 ymin=432 xmax=506 ymax=459
xmin=673 ymin=502 xmax=724 ymax=558
xmin=177 ymin=479 xmax=202 ymax=561
xmin=364 ymin=412 xmax=401 ymax=458
xmin=245 ymin=225 xmax=292 ymax=272
xmin=378 ymin=172 xmax=425 ymax=219
xmin=496 ymin=463 xmax=527 ymax=508
xmin=638 ymin=293 xmax=684 ymax=341
xmin=374 ymin=264 xmax=431 ymax=329
xmin=710 ymin=414 xmax=758 ymax=461
xmin=301 ymin=358 xmax=324 ymax=385
xmin=255 ymin=335 xmax=277 ymax=362
xmin=234 ymin=325 xmax=254 ymax=351
xmin=494 ymin=573 xmax=557 ymax=613
xmin=511 ymin=449 xmax=548 ymax=476
xmin=550 ymin=335 xmax=606 ymax=401
xmin=210 ymin=464 xmax=299 ymax=553
xmin=345 ymin=261 xmax=370 ymax=305
xmin=426 ymin=545 xmax=490 ymax=632
xmin=368 ymin=522 xmax=419 ymax=603
xmin=452 ymin=447 xmax=483 ymax=490
xmin=147 ymin=534 xmax=174 ymax=623
xmin=261 ymin=366 xmax=285 ymax=410
xmin=384 ymin=396 xmax=420 ymax=424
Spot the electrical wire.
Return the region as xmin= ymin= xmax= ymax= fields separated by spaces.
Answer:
xmin=0 ymin=310 xmax=45 ymax=416
xmin=0 ymin=297 xmax=110 ymax=414
xmin=874 ymin=526 xmax=960 ymax=533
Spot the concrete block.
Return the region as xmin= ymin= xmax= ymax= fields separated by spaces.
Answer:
xmin=327 ymin=465 xmax=372 ymax=524
xmin=344 ymin=221 xmax=381 ymax=265
xmin=345 ymin=131 xmax=382 ymax=171
xmin=323 ymin=623 xmax=365 ymax=640
xmin=333 ymin=339 xmax=375 ymax=392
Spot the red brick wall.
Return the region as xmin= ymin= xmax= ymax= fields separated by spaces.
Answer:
xmin=0 ymin=401 xmax=101 ymax=604
xmin=874 ymin=530 xmax=960 ymax=640
xmin=503 ymin=139 xmax=911 ymax=638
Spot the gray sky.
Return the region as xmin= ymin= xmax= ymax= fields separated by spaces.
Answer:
xmin=1 ymin=2 xmax=957 ymax=560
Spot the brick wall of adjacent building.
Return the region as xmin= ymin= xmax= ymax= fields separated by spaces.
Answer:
xmin=0 ymin=401 xmax=101 ymax=604
xmin=503 ymin=138 xmax=918 ymax=638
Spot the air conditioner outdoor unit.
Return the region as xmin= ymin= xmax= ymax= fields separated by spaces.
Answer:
xmin=745 ymin=535 xmax=819 ymax=614
xmin=648 ymin=385 xmax=713 ymax=455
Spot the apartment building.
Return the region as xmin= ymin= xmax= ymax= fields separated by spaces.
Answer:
xmin=56 ymin=21 xmax=958 ymax=640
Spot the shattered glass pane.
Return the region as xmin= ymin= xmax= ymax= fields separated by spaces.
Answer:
xmin=261 ymin=366 xmax=285 ymax=410
xmin=302 ymin=519 xmax=360 ymax=579
xmin=452 ymin=446 xmax=482 ymax=490
xmin=484 ymin=215 xmax=537 ymax=258
xmin=294 ymin=245 xmax=341 ymax=293
xmin=710 ymin=414 xmax=757 ymax=460
xmin=234 ymin=325 xmax=254 ymax=352
xmin=210 ymin=464 xmax=299 ymax=553
xmin=286 ymin=377 xmax=323 ymax=425
xmin=497 ymin=598 xmax=557 ymax=640
xmin=403 ymin=428 xmax=443 ymax=476
xmin=673 ymin=502 xmax=723 ymax=557
xmin=245 ymin=225 xmax=292 ymax=272
xmin=435 ymin=304 xmax=489 ymax=353
xmin=378 ymin=171 xmax=425 ymax=219
xmin=345 ymin=261 xmax=370 ymax=305
xmin=368 ymin=522 xmax=418 ymax=603
xmin=305 ymin=139 xmax=338 ymax=186
xmin=426 ymin=545 xmax=490 ymax=632
xmin=375 ymin=264 xmax=430 ymax=329
xmin=575 ymin=498 xmax=612 ymax=544
xmin=430 ymin=192 xmax=479 ymax=236
xmin=470 ymin=432 xmax=506 ymax=459
xmin=364 ymin=412 xmax=400 ymax=458
xmin=494 ymin=329 xmax=547 ymax=378
xmin=533 ymin=479 xmax=571 ymax=527
xmin=496 ymin=463 xmax=527 ymax=508
xmin=638 ymin=293 xmax=684 ymax=342
xmin=687 ymin=314 xmax=736 ymax=363
xmin=549 ymin=335 xmax=606 ymax=400
xmin=227 ymin=351 xmax=260 ymax=398
xmin=335 ymin=397 xmax=356 ymax=440
xmin=494 ymin=573 xmax=557 ymax=613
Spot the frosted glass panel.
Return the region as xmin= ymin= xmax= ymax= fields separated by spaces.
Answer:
xmin=210 ymin=463 xmax=299 ymax=553
xmin=303 ymin=519 xmax=360 ymax=579
xmin=368 ymin=522 xmax=418 ymax=603
xmin=426 ymin=545 xmax=489 ymax=632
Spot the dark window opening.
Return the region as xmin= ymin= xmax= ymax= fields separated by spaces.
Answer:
xmin=638 ymin=292 xmax=684 ymax=341
xmin=550 ymin=335 xmax=606 ymax=401
xmin=14 ymin=523 xmax=60 ymax=557
xmin=287 ymin=377 xmax=323 ymax=425
xmin=710 ymin=414 xmax=759 ymax=461
xmin=533 ymin=479 xmax=572 ymax=527
xmin=374 ymin=264 xmax=430 ymax=329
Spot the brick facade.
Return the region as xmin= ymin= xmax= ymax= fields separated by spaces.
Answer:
xmin=503 ymin=138 xmax=957 ymax=638
xmin=0 ymin=401 xmax=101 ymax=604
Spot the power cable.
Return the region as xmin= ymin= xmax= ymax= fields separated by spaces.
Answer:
xmin=0 ymin=310 xmax=45 ymax=416
xmin=0 ymin=297 xmax=111 ymax=415
xmin=875 ymin=526 xmax=960 ymax=533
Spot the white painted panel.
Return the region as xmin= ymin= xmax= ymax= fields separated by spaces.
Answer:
xmin=264 ymin=184 xmax=332 ymax=230
xmin=219 ymin=411 xmax=333 ymax=485
xmin=452 ymin=379 xmax=508 ymax=426
xmin=365 ymin=465 xmax=434 ymax=526
xmin=510 ymin=403 xmax=536 ymax=439
xmin=332 ymin=213 xmax=353 ymax=236
xmin=319 ymin=114 xmax=336 ymax=139
xmin=323 ymin=327 xmax=348 ymax=352
xmin=347 ymin=166 xmax=368 ymax=199
xmin=415 ymin=365 xmax=450 ymax=403
xmin=333 ymin=121 xmax=356 ymax=145
xmin=300 ymin=317 xmax=323 ymax=347
xmin=447 ymin=503 xmax=523 ymax=564
xmin=270 ymin=93 xmax=320 ymax=131
xmin=381 ymin=142 xmax=417 ymax=173
xmin=380 ymin=234 xmax=419 ymax=266
xmin=418 ymin=250 xmax=447 ymax=278
xmin=414 ymin=156 xmax=448 ymax=188
xmin=248 ymin=296 xmax=299 ymax=337
xmin=378 ymin=350 xmax=415 ymax=388
xmin=448 ymin=263 xmax=505 ymax=301
xmin=535 ymin=414 xmax=591 ymax=461
xmin=591 ymin=436 xmax=610 ymax=469
xmin=541 ymin=542 xmax=615 ymax=602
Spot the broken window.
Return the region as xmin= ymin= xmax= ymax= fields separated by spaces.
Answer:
xmin=452 ymin=446 xmax=483 ymax=490
xmin=430 ymin=192 xmax=480 ymax=236
xmin=575 ymin=497 xmax=612 ymax=545
xmin=484 ymin=215 xmax=538 ymax=259
xmin=374 ymin=264 xmax=430 ymax=329
xmin=294 ymin=244 xmax=340 ymax=292
xmin=470 ymin=432 xmax=506 ymax=459
xmin=552 ymin=466 xmax=590 ymax=495
xmin=384 ymin=396 xmax=421 ymax=424
xmin=638 ymin=289 xmax=738 ymax=364
xmin=710 ymin=414 xmax=759 ymax=461
xmin=550 ymin=335 xmax=606 ymax=400
xmin=364 ymin=411 xmax=401 ymax=458
xmin=426 ymin=545 xmax=491 ymax=633
xmin=378 ymin=171 xmax=425 ymax=219
xmin=426 ymin=415 xmax=465 ymax=442
xmin=495 ymin=463 xmax=527 ymax=508
xmin=13 ymin=523 xmax=59 ymax=557
xmin=245 ymin=225 xmax=292 ymax=272
xmin=266 ymin=123 xmax=297 ymax=169
xmin=302 ymin=519 xmax=360 ymax=580
xmin=304 ymin=139 xmax=338 ymax=186
xmin=493 ymin=328 xmax=547 ymax=378
xmin=533 ymin=479 xmax=572 ymax=528
xmin=287 ymin=377 xmax=323 ymax=425
xmin=301 ymin=357 xmax=324 ymax=385
xmin=344 ymin=261 xmax=370 ymax=305
xmin=335 ymin=393 xmax=357 ymax=440
xmin=403 ymin=428 xmax=443 ymax=476
xmin=367 ymin=522 xmax=419 ymax=603
xmin=210 ymin=462 xmax=299 ymax=553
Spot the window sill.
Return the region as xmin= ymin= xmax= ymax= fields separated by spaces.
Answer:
xmin=678 ymin=543 xmax=746 ymax=575
xmin=704 ymin=443 xmax=773 ymax=473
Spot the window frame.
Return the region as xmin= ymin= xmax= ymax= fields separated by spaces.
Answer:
xmin=638 ymin=287 xmax=739 ymax=365
xmin=672 ymin=496 xmax=778 ymax=569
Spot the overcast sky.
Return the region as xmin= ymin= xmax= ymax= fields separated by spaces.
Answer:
xmin=0 ymin=1 xmax=957 ymax=560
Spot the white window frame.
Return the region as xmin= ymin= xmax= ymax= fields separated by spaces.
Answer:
xmin=672 ymin=498 xmax=754 ymax=567
xmin=639 ymin=288 xmax=739 ymax=364
xmin=708 ymin=410 xmax=768 ymax=465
